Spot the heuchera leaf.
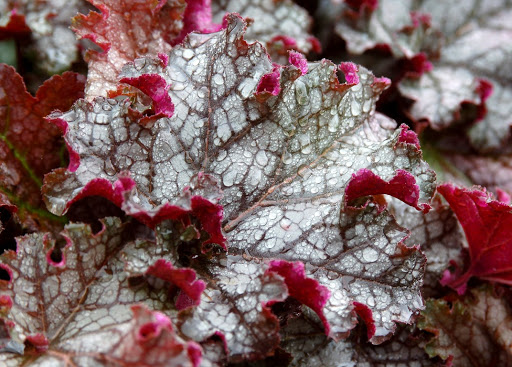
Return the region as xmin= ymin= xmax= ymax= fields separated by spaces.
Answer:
xmin=173 ymin=0 xmax=223 ymax=46
xmin=446 ymin=153 xmax=512 ymax=197
xmin=41 ymin=14 xmax=435 ymax=356
xmin=389 ymin=196 xmax=465 ymax=297
xmin=0 ymin=0 xmax=83 ymax=73
xmin=120 ymin=218 xmax=291 ymax=362
xmin=0 ymin=218 xmax=127 ymax=361
xmin=96 ymin=304 xmax=202 ymax=367
xmin=398 ymin=0 xmax=512 ymax=151
xmin=332 ymin=0 xmax=440 ymax=59
xmin=437 ymin=183 xmax=512 ymax=294
xmin=71 ymin=0 xmax=186 ymax=98
xmin=211 ymin=0 xmax=320 ymax=62
xmin=145 ymin=258 xmax=206 ymax=310
xmin=282 ymin=311 xmax=437 ymax=367
xmin=0 ymin=8 xmax=31 ymax=40
xmin=0 ymin=216 xmax=211 ymax=366
xmin=0 ymin=64 xmax=85 ymax=232
xmin=178 ymin=256 xmax=289 ymax=362
xmin=420 ymin=286 xmax=512 ymax=366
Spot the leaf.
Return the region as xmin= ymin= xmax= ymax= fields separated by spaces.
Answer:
xmin=398 ymin=0 xmax=512 ymax=151
xmin=389 ymin=196 xmax=466 ymax=297
xmin=331 ymin=0 xmax=440 ymax=59
xmin=72 ymin=0 xmax=186 ymax=98
xmin=42 ymin=14 xmax=435 ymax=353
xmin=95 ymin=304 xmax=202 ymax=367
xmin=0 ymin=0 xmax=83 ymax=74
xmin=233 ymin=198 xmax=427 ymax=344
xmin=178 ymin=255 xmax=289 ymax=362
xmin=281 ymin=310 xmax=438 ymax=367
xmin=437 ymin=183 xmax=512 ymax=294
xmin=120 ymin=218 xmax=293 ymax=362
xmin=173 ymin=0 xmax=223 ymax=46
xmin=0 ymin=7 xmax=31 ymax=40
xmin=420 ymin=286 xmax=512 ymax=366
xmin=145 ymin=259 xmax=206 ymax=310
xmin=0 ymin=218 xmax=126 ymax=353
xmin=0 ymin=64 xmax=85 ymax=232
xmin=446 ymin=154 xmax=512 ymax=196
xmin=211 ymin=0 xmax=320 ymax=62
xmin=0 ymin=215 xmax=213 ymax=366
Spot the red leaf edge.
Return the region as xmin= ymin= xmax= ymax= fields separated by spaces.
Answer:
xmin=172 ymin=0 xmax=223 ymax=46
xmin=145 ymin=259 xmax=206 ymax=310
xmin=267 ymin=260 xmax=331 ymax=335
xmin=353 ymin=301 xmax=376 ymax=340
xmin=345 ymin=168 xmax=429 ymax=212
xmin=119 ymin=74 xmax=174 ymax=118
xmin=288 ymin=51 xmax=308 ymax=75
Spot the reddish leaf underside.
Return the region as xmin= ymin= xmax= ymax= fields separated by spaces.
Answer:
xmin=0 ymin=64 xmax=85 ymax=231
xmin=267 ymin=260 xmax=330 ymax=334
xmin=437 ymin=183 xmax=512 ymax=293
xmin=172 ymin=0 xmax=223 ymax=46
xmin=0 ymin=10 xmax=31 ymax=39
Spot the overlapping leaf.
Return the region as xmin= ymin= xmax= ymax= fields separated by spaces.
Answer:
xmin=72 ymin=0 xmax=186 ymax=98
xmin=0 ymin=217 xmax=128 ymax=365
xmin=389 ymin=196 xmax=465 ymax=297
xmin=282 ymin=311 xmax=437 ymax=367
xmin=0 ymin=213 xmax=212 ymax=366
xmin=420 ymin=286 xmax=512 ymax=366
xmin=331 ymin=0 xmax=440 ymax=59
xmin=0 ymin=64 xmax=85 ymax=233
xmin=211 ymin=0 xmax=320 ymax=62
xmin=120 ymin=217 xmax=292 ymax=362
xmin=329 ymin=0 xmax=512 ymax=153
xmin=95 ymin=304 xmax=202 ymax=367
xmin=398 ymin=0 xmax=512 ymax=151
xmin=437 ymin=184 xmax=512 ymax=294
xmin=0 ymin=0 xmax=85 ymax=74
xmin=42 ymin=14 xmax=436 ymax=355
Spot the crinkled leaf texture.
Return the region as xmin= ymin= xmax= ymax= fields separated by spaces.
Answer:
xmin=437 ymin=184 xmax=512 ymax=294
xmin=211 ymin=0 xmax=320 ymax=62
xmin=0 ymin=64 xmax=85 ymax=232
xmin=35 ymin=14 xmax=437 ymax=362
xmin=420 ymin=286 xmax=512 ymax=366
xmin=398 ymin=0 xmax=512 ymax=152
